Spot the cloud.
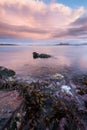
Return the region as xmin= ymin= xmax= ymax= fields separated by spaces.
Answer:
xmin=68 ymin=19 xmax=87 ymax=39
xmin=52 ymin=19 xmax=87 ymax=40
xmin=71 ymin=15 xmax=87 ymax=26
xmin=0 ymin=0 xmax=86 ymax=40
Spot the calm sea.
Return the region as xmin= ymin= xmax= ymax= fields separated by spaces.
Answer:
xmin=0 ymin=45 xmax=87 ymax=77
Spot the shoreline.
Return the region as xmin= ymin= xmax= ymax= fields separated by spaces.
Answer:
xmin=0 ymin=66 xmax=87 ymax=130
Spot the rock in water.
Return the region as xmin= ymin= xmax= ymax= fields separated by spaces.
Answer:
xmin=39 ymin=53 xmax=51 ymax=58
xmin=33 ymin=52 xmax=39 ymax=58
xmin=0 ymin=66 xmax=15 ymax=78
xmin=33 ymin=52 xmax=51 ymax=59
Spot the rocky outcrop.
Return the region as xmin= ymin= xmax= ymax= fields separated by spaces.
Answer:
xmin=0 ymin=67 xmax=87 ymax=130
xmin=0 ymin=67 xmax=16 ymax=90
xmin=33 ymin=52 xmax=51 ymax=59
xmin=11 ymin=73 xmax=86 ymax=130
xmin=0 ymin=66 xmax=15 ymax=78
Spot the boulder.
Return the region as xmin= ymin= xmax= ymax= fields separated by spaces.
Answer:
xmin=0 ymin=66 xmax=15 ymax=78
xmin=0 ymin=67 xmax=16 ymax=90
xmin=33 ymin=52 xmax=39 ymax=58
xmin=39 ymin=53 xmax=51 ymax=58
xmin=33 ymin=52 xmax=51 ymax=59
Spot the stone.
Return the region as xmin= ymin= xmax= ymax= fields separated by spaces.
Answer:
xmin=39 ymin=53 xmax=51 ymax=58
xmin=51 ymin=73 xmax=64 ymax=80
xmin=33 ymin=52 xmax=51 ymax=59
xmin=33 ymin=52 xmax=39 ymax=58
xmin=61 ymin=85 xmax=73 ymax=96
xmin=0 ymin=66 xmax=15 ymax=78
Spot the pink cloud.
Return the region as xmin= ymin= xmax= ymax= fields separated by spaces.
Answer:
xmin=0 ymin=0 xmax=86 ymax=40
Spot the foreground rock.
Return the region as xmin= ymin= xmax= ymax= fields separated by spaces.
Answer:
xmin=13 ymin=73 xmax=86 ymax=130
xmin=0 ymin=90 xmax=23 ymax=130
xmin=0 ymin=66 xmax=15 ymax=78
xmin=0 ymin=66 xmax=16 ymax=90
xmin=0 ymin=67 xmax=23 ymax=130
xmin=33 ymin=52 xmax=51 ymax=59
xmin=0 ymin=67 xmax=87 ymax=130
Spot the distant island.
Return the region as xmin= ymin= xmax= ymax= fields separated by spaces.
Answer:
xmin=55 ymin=42 xmax=87 ymax=46
xmin=55 ymin=42 xmax=69 ymax=45
xmin=0 ymin=43 xmax=18 ymax=46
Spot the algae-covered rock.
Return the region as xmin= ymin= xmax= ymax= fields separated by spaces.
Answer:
xmin=0 ymin=66 xmax=15 ymax=78
xmin=0 ymin=67 xmax=87 ymax=130
xmin=0 ymin=67 xmax=16 ymax=90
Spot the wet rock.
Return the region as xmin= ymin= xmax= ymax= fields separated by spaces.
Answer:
xmin=58 ymin=117 xmax=67 ymax=130
xmin=82 ymin=94 xmax=87 ymax=102
xmin=0 ymin=78 xmax=16 ymax=90
xmin=33 ymin=52 xmax=39 ymax=58
xmin=0 ymin=66 xmax=15 ymax=78
xmin=0 ymin=90 xmax=23 ymax=130
xmin=33 ymin=52 xmax=51 ymax=59
xmin=14 ymin=78 xmax=87 ymax=130
xmin=0 ymin=67 xmax=16 ymax=90
xmin=0 ymin=79 xmax=5 ymax=89
xmin=23 ymin=124 xmax=30 ymax=130
xmin=0 ymin=67 xmax=87 ymax=130
xmin=39 ymin=53 xmax=51 ymax=58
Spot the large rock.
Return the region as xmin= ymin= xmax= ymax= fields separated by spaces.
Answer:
xmin=33 ymin=52 xmax=51 ymax=59
xmin=0 ymin=66 xmax=15 ymax=78
xmin=0 ymin=67 xmax=16 ymax=90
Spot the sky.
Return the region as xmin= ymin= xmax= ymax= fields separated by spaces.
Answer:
xmin=0 ymin=0 xmax=87 ymax=44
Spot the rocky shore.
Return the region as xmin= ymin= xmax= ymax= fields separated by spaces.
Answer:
xmin=0 ymin=66 xmax=87 ymax=130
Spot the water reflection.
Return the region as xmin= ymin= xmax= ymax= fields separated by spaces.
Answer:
xmin=0 ymin=45 xmax=87 ymax=76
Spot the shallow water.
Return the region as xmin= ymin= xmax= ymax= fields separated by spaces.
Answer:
xmin=0 ymin=45 xmax=87 ymax=77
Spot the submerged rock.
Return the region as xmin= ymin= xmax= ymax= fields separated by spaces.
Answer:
xmin=33 ymin=52 xmax=51 ymax=59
